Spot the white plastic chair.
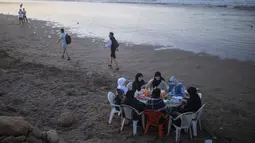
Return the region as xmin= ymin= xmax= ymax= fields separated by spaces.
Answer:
xmin=120 ymin=104 xmax=145 ymax=136
xmin=108 ymin=92 xmax=121 ymax=124
xmin=127 ymin=82 xmax=133 ymax=90
xmin=168 ymin=112 xmax=194 ymax=143
xmin=191 ymin=104 xmax=206 ymax=136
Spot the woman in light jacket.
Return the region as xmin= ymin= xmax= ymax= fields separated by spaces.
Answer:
xmin=168 ymin=76 xmax=185 ymax=97
xmin=117 ymin=77 xmax=128 ymax=95
xmin=145 ymin=71 xmax=168 ymax=91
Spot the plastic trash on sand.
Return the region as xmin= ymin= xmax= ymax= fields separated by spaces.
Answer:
xmin=48 ymin=35 xmax=52 ymax=39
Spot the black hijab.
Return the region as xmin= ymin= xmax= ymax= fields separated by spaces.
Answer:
xmin=187 ymin=87 xmax=199 ymax=98
xmin=183 ymin=87 xmax=202 ymax=112
xmin=133 ymin=73 xmax=145 ymax=91
xmin=152 ymin=71 xmax=165 ymax=88
xmin=123 ymin=90 xmax=135 ymax=104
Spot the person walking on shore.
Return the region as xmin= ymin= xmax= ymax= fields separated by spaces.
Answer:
xmin=56 ymin=28 xmax=71 ymax=60
xmin=105 ymin=32 xmax=119 ymax=70
xmin=18 ymin=9 xmax=23 ymax=25
xmin=22 ymin=8 xmax=28 ymax=23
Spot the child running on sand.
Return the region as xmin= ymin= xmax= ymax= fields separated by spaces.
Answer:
xmin=105 ymin=32 xmax=119 ymax=70
xmin=56 ymin=28 xmax=71 ymax=60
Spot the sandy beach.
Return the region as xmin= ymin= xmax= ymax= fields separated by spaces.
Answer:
xmin=0 ymin=14 xmax=255 ymax=143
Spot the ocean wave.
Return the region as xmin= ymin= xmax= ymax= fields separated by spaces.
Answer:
xmin=78 ymin=0 xmax=255 ymax=6
xmin=38 ymin=0 xmax=255 ymax=10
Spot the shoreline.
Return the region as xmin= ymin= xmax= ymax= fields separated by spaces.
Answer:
xmin=1 ymin=14 xmax=255 ymax=142
xmin=10 ymin=0 xmax=255 ymax=10
xmin=1 ymin=1 xmax=255 ymax=62
xmin=3 ymin=12 xmax=255 ymax=63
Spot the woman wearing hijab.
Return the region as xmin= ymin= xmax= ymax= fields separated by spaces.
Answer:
xmin=168 ymin=76 xmax=185 ymax=97
xmin=117 ymin=77 xmax=128 ymax=95
xmin=146 ymin=88 xmax=167 ymax=114
xmin=122 ymin=90 xmax=145 ymax=112
xmin=180 ymin=87 xmax=201 ymax=113
xmin=170 ymin=87 xmax=202 ymax=126
xmin=132 ymin=73 xmax=145 ymax=92
xmin=145 ymin=71 xmax=168 ymax=91
xmin=122 ymin=90 xmax=145 ymax=122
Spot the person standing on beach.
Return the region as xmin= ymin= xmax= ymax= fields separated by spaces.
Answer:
xmin=56 ymin=28 xmax=71 ymax=60
xmin=18 ymin=9 xmax=23 ymax=25
xmin=105 ymin=32 xmax=119 ymax=70
xmin=22 ymin=8 xmax=28 ymax=23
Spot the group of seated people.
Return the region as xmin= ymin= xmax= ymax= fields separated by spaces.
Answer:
xmin=114 ymin=71 xmax=202 ymax=126
xmin=123 ymin=71 xmax=186 ymax=97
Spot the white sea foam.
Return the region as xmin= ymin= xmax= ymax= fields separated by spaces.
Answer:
xmin=0 ymin=1 xmax=255 ymax=61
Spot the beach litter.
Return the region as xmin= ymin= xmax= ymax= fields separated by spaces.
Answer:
xmin=48 ymin=35 xmax=52 ymax=39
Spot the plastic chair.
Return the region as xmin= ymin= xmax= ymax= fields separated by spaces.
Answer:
xmin=143 ymin=110 xmax=168 ymax=139
xmin=169 ymin=112 xmax=194 ymax=143
xmin=108 ymin=92 xmax=121 ymax=124
xmin=191 ymin=104 xmax=206 ymax=136
xmin=120 ymin=104 xmax=144 ymax=136
xmin=127 ymin=82 xmax=133 ymax=90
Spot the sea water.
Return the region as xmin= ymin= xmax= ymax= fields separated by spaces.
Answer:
xmin=0 ymin=0 xmax=255 ymax=61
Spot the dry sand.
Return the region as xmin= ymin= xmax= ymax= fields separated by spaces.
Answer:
xmin=0 ymin=14 xmax=255 ymax=143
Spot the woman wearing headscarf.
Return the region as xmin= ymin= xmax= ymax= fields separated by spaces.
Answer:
xmin=180 ymin=87 xmax=201 ymax=113
xmin=168 ymin=76 xmax=185 ymax=97
xmin=146 ymin=88 xmax=167 ymax=114
xmin=122 ymin=90 xmax=145 ymax=122
xmin=145 ymin=71 xmax=168 ymax=91
xmin=170 ymin=87 xmax=202 ymax=126
xmin=117 ymin=77 xmax=128 ymax=95
xmin=122 ymin=90 xmax=145 ymax=112
xmin=132 ymin=73 xmax=145 ymax=92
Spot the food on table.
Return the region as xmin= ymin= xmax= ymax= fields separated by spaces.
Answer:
xmin=160 ymin=90 xmax=168 ymax=99
xmin=143 ymin=89 xmax=151 ymax=97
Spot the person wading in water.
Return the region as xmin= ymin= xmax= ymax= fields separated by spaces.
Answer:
xmin=105 ymin=32 xmax=119 ymax=70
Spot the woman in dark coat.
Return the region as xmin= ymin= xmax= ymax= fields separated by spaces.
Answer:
xmin=171 ymin=87 xmax=202 ymax=126
xmin=122 ymin=90 xmax=145 ymax=121
xmin=132 ymin=73 xmax=145 ymax=92
xmin=180 ymin=87 xmax=202 ymax=113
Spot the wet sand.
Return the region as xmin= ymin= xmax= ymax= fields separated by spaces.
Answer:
xmin=0 ymin=14 xmax=255 ymax=143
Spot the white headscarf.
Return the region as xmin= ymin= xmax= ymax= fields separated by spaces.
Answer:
xmin=169 ymin=76 xmax=178 ymax=85
xmin=117 ymin=77 xmax=128 ymax=95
